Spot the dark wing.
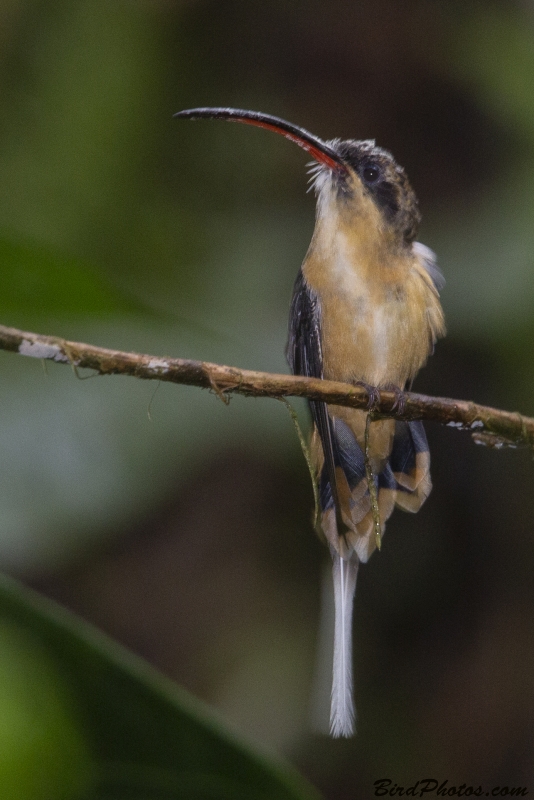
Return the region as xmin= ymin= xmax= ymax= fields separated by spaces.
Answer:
xmin=286 ymin=269 xmax=322 ymax=378
xmin=287 ymin=270 xmax=349 ymax=534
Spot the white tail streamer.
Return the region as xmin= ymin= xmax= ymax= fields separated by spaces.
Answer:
xmin=330 ymin=550 xmax=359 ymax=737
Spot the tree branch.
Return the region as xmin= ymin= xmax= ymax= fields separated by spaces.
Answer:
xmin=0 ymin=322 xmax=531 ymax=449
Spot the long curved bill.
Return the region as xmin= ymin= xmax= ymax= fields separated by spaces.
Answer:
xmin=174 ymin=107 xmax=347 ymax=173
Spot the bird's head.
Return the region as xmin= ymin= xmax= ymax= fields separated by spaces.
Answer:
xmin=174 ymin=107 xmax=421 ymax=246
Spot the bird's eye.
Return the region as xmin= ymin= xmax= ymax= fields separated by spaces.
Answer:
xmin=362 ymin=164 xmax=380 ymax=184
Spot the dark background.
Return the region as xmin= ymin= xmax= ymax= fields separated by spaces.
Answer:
xmin=0 ymin=1 xmax=533 ymax=797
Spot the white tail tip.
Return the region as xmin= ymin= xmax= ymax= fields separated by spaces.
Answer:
xmin=330 ymin=550 xmax=359 ymax=737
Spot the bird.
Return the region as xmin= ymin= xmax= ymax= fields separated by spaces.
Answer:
xmin=174 ymin=107 xmax=446 ymax=737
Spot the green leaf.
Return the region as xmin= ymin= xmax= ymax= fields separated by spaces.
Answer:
xmin=0 ymin=572 xmax=321 ymax=800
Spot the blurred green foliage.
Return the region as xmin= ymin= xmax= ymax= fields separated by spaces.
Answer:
xmin=0 ymin=619 xmax=91 ymax=800
xmin=0 ymin=236 xmax=142 ymax=323
xmin=0 ymin=573 xmax=318 ymax=800
xmin=447 ymin=3 xmax=534 ymax=138
xmin=0 ymin=1 xmax=533 ymax=798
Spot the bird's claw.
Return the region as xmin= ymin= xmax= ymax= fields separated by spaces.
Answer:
xmin=355 ymin=381 xmax=381 ymax=411
xmin=383 ymin=383 xmax=406 ymax=415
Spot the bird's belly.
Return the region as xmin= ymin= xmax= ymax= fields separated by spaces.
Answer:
xmin=320 ymin=283 xmax=432 ymax=388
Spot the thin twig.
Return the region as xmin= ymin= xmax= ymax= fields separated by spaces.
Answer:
xmin=0 ymin=322 xmax=532 ymax=449
xmin=279 ymin=398 xmax=320 ymax=528
xmin=147 ymin=381 xmax=161 ymax=422
xmin=364 ymin=414 xmax=382 ymax=551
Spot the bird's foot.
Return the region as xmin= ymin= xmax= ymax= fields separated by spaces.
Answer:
xmin=382 ymin=383 xmax=406 ymax=415
xmin=355 ymin=381 xmax=381 ymax=411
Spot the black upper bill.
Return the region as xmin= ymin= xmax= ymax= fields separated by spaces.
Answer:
xmin=173 ymin=107 xmax=347 ymax=172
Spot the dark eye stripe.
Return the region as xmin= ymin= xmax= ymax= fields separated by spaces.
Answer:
xmin=332 ymin=139 xmax=419 ymax=239
xmin=372 ymin=182 xmax=399 ymax=218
